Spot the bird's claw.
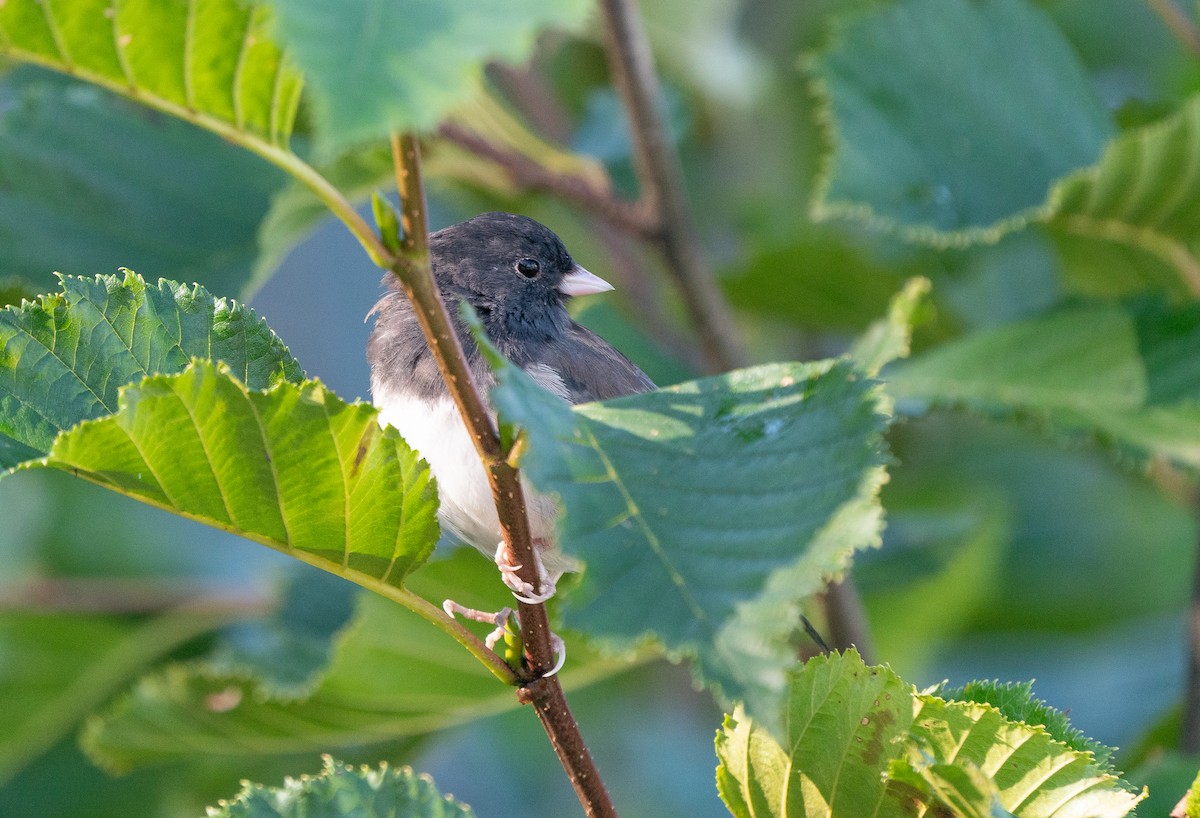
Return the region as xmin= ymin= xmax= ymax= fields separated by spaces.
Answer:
xmin=493 ymin=541 xmax=558 ymax=604
xmin=442 ymin=599 xmax=566 ymax=677
xmin=442 ymin=600 xmax=515 ymax=652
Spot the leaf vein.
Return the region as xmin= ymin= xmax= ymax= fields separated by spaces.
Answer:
xmin=579 ymin=420 xmax=710 ymax=628
xmin=243 ymin=387 xmax=291 ymax=550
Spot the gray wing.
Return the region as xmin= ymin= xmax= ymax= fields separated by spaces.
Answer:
xmin=529 ymin=322 xmax=656 ymax=404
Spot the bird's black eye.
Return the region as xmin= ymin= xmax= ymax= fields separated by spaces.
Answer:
xmin=515 ymin=258 xmax=541 ymax=278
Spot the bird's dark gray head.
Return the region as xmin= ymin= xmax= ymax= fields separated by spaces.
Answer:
xmin=431 ymin=212 xmax=582 ymax=346
xmin=368 ymin=212 xmax=616 ymax=402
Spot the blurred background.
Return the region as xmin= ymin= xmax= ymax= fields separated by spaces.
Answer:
xmin=3 ymin=0 xmax=1200 ymax=815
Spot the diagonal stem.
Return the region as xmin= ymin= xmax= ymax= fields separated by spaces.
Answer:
xmin=1147 ymin=0 xmax=1200 ymax=57
xmin=437 ymin=121 xmax=655 ymax=236
xmin=598 ymin=0 xmax=749 ymax=374
xmin=1181 ymin=511 xmax=1200 ymax=753
xmin=387 ymin=133 xmax=620 ymax=818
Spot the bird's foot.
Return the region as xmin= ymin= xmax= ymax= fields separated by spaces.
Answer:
xmin=546 ymin=631 xmax=567 ymax=677
xmin=442 ymin=600 xmax=566 ymax=677
xmin=442 ymin=600 xmax=515 ymax=652
xmin=493 ymin=541 xmax=558 ymax=604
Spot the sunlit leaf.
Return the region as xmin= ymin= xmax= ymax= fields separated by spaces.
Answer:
xmin=1046 ymin=94 xmax=1200 ymax=298
xmin=715 ymin=650 xmax=913 ymax=818
xmin=208 ymin=756 xmax=475 ymax=818
xmin=941 ymin=679 xmax=1118 ymax=772
xmin=0 ymin=271 xmax=302 ymax=471
xmin=0 ymin=0 xmax=301 ymax=146
xmin=17 ymin=361 xmax=438 ymax=592
xmin=488 ymin=329 xmax=890 ymax=717
xmin=715 ymin=650 xmax=1144 ymax=818
xmin=896 ymin=695 xmax=1143 ymax=817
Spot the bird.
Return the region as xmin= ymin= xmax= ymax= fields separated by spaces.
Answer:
xmin=367 ymin=212 xmax=655 ymax=625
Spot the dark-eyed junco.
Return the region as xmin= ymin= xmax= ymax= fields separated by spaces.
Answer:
xmin=368 ymin=212 xmax=655 ymax=608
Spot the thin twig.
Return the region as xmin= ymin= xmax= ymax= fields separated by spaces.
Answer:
xmin=388 ymin=134 xmax=620 ymax=818
xmin=388 ymin=134 xmax=555 ymax=672
xmin=821 ymin=577 xmax=876 ymax=663
xmin=489 ymin=62 xmax=576 ymax=146
xmin=598 ymin=0 xmax=749 ymax=373
xmin=597 ymin=0 xmax=874 ymax=657
xmin=437 ymin=121 xmax=654 ymax=236
xmin=1182 ymin=517 xmax=1200 ymax=752
xmin=0 ymin=579 xmax=271 ymax=615
xmin=1148 ymin=0 xmax=1200 ymax=58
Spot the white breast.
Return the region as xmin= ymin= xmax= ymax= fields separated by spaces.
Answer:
xmin=372 ymin=382 xmax=561 ymax=559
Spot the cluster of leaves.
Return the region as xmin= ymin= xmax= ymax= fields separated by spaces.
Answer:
xmin=2 ymin=0 xmax=1200 ymax=816
xmin=717 ymin=651 xmax=1142 ymax=818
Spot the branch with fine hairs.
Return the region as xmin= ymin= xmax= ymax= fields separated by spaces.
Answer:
xmin=388 ymin=133 xmax=620 ymax=818
xmin=596 ymin=0 xmax=875 ymax=660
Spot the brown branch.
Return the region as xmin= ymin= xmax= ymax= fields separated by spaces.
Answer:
xmin=821 ymin=577 xmax=876 ymax=663
xmin=388 ymin=134 xmax=619 ymax=818
xmin=1182 ymin=516 xmax=1200 ymax=753
xmin=437 ymin=121 xmax=654 ymax=237
xmin=1148 ymin=0 xmax=1200 ymax=58
xmin=0 ymin=578 xmax=271 ymax=615
xmin=598 ymin=0 xmax=749 ymax=373
xmin=519 ymin=676 xmax=618 ymax=817
xmin=489 ymin=62 xmax=575 ymax=145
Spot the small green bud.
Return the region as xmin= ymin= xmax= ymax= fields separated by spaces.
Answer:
xmin=371 ymin=192 xmax=402 ymax=255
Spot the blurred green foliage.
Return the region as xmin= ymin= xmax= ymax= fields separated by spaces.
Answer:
xmin=3 ymin=0 xmax=1200 ymax=815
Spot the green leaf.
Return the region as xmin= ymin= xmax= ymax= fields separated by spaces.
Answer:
xmin=715 ymin=650 xmax=914 ymax=818
xmin=940 ymin=680 xmax=1118 ymax=773
xmin=0 ymin=271 xmax=303 ymax=471
xmin=890 ymin=305 xmax=1146 ymax=414
xmin=889 ymin=412 xmax=1196 ymax=630
xmin=889 ymin=303 xmax=1200 ymax=469
xmin=1046 ymin=94 xmax=1200 ymax=298
xmin=1187 ymin=769 xmax=1200 ymax=818
xmin=715 ymin=651 xmax=1144 ymax=818
xmin=264 ymin=0 xmax=592 ymax=152
xmin=857 ymin=485 xmax=1009 ymax=671
xmin=891 ymin=757 xmax=1014 ymax=818
xmin=808 ymin=0 xmax=1114 ymax=244
xmin=489 ymin=342 xmax=890 ymax=715
xmin=209 ymin=756 xmax=475 ymax=818
xmin=206 ymin=569 xmax=359 ymax=700
xmin=17 ymin=361 xmax=438 ymax=591
xmin=0 ymin=277 xmax=36 ymax=309
xmin=0 ymin=69 xmax=289 ymax=297
xmin=0 ymin=612 xmax=230 ymax=786
xmin=850 ymin=277 xmax=931 ymax=377
xmin=722 ymin=229 xmax=911 ymax=332
xmin=0 ymin=0 xmax=301 ymax=147
xmin=84 ymin=555 xmax=628 ymax=770
xmin=898 ymin=695 xmax=1143 ymax=817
